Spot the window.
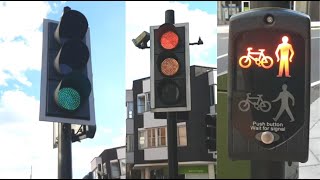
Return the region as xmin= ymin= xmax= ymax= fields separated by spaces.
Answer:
xmin=138 ymin=130 xmax=146 ymax=149
xmin=119 ymin=159 xmax=126 ymax=176
xmin=126 ymin=134 xmax=134 ymax=152
xmin=147 ymin=128 xmax=156 ymax=148
xmin=137 ymin=94 xmax=145 ymax=114
xmin=209 ymin=85 xmax=215 ymax=106
xmin=110 ymin=160 xmax=120 ymax=179
xmin=177 ymin=124 xmax=187 ymax=146
xmin=92 ymin=169 xmax=98 ymax=179
xmin=158 ymin=127 xmax=167 ymax=146
xmin=137 ymin=93 xmax=151 ymax=114
xmin=145 ymin=92 xmax=151 ymax=112
xmin=127 ymin=101 xmax=134 ymax=118
xmin=103 ymin=162 xmax=107 ymax=176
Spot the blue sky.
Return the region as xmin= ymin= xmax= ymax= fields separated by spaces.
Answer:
xmin=0 ymin=1 xmax=216 ymax=179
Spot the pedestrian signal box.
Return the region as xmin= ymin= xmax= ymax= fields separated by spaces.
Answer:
xmin=228 ymin=8 xmax=310 ymax=162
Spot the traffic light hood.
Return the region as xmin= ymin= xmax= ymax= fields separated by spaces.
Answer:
xmin=54 ymin=9 xmax=88 ymax=44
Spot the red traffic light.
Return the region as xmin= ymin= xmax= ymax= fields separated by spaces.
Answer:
xmin=160 ymin=31 xmax=179 ymax=50
xmin=158 ymin=23 xmax=179 ymax=50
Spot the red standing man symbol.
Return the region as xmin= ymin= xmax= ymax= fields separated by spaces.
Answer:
xmin=275 ymin=36 xmax=295 ymax=77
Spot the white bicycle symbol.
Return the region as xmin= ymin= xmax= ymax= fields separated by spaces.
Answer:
xmin=238 ymin=93 xmax=272 ymax=112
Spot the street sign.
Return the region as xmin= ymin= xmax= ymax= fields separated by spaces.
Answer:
xmin=228 ymin=8 xmax=310 ymax=162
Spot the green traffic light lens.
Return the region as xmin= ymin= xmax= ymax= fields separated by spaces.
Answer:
xmin=57 ymin=87 xmax=81 ymax=111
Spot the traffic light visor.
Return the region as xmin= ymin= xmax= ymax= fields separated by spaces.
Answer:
xmin=54 ymin=39 xmax=89 ymax=75
xmin=54 ymin=10 xmax=88 ymax=44
xmin=158 ymin=23 xmax=179 ymax=50
xmin=54 ymin=72 xmax=92 ymax=112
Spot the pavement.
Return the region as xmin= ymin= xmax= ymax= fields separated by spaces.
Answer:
xmin=299 ymin=84 xmax=320 ymax=179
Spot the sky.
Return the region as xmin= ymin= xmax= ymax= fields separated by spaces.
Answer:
xmin=126 ymin=1 xmax=217 ymax=89
xmin=0 ymin=1 xmax=216 ymax=179
xmin=0 ymin=1 xmax=125 ymax=179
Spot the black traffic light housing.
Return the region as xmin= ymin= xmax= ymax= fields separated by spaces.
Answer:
xmin=204 ymin=114 xmax=217 ymax=151
xmin=150 ymin=22 xmax=191 ymax=112
xmin=40 ymin=8 xmax=95 ymax=126
xmin=228 ymin=8 xmax=310 ymax=162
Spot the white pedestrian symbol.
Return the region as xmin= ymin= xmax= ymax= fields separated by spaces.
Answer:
xmin=272 ymin=84 xmax=295 ymax=122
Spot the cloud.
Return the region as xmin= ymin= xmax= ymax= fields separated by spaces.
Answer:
xmin=125 ymin=1 xmax=217 ymax=89
xmin=0 ymin=89 xmax=126 ymax=179
xmin=0 ymin=1 xmax=51 ymax=87
xmin=0 ymin=90 xmax=57 ymax=178
xmin=0 ymin=90 xmax=39 ymax=124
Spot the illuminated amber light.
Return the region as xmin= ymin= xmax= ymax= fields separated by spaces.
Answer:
xmin=239 ymin=47 xmax=274 ymax=69
xmin=275 ymin=36 xmax=294 ymax=78
xmin=161 ymin=58 xmax=179 ymax=76
xmin=160 ymin=31 xmax=179 ymax=50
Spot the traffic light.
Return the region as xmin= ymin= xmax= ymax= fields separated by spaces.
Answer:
xmin=40 ymin=8 xmax=95 ymax=126
xmin=228 ymin=8 xmax=310 ymax=162
xmin=150 ymin=22 xmax=191 ymax=112
xmin=204 ymin=114 xmax=216 ymax=151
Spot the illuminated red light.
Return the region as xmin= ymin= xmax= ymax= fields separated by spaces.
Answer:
xmin=275 ymin=36 xmax=294 ymax=77
xmin=160 ymin=31 xmax=179 ymax=50
xmin=161 ymin=58 xmax=179 ymax=76
xmin=238 ymin=36 xmax=294 ymax=78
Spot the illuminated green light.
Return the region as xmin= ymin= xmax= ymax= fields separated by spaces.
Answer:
xmin=57 ymin=88 xmax=80 ymax=111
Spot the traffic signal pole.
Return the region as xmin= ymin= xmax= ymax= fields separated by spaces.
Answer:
xmin=249 ymin=2 xmax=290 ymax=179
xmin=56 ymin=7 xmax=74 ymax=179
xmin=58 ymin=123 xmax=72 ymax=179
xmin=165 ymin=10 xmax=179 ymax=179
xmin=167 ymin=112 xmax=178 ymax=179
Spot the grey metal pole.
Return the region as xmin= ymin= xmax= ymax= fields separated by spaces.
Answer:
xmin=251 ymin=160 xmax=285 ymax=179
xmin=58 ymin=123 xmax=72 ymax=179
xmin=165 ymin=9 xmax=179 ymax=179
xmin=249 ymin=1 xmax=290 ymax=179
xmin=167 ymin=112 xmax=178 ymax=179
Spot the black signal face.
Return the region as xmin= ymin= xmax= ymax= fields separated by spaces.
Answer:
xmin=228 ymin=8 xmax=310 ymax=162
xmin=232 ymin=30 xmax=306 ymax=148
xmin=45 ymin=9 xmax=92 ymax=120
xmin=151 ymin=23 xmax=190 ymax=112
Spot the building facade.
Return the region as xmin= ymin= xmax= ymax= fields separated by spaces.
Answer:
xmin=126 ymin=65 xmax=217 ymax=179
xmin=218 ymin=1 xmax=319 ymax=25
xmin=89 ymin=146 xmax=126 ymax=179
